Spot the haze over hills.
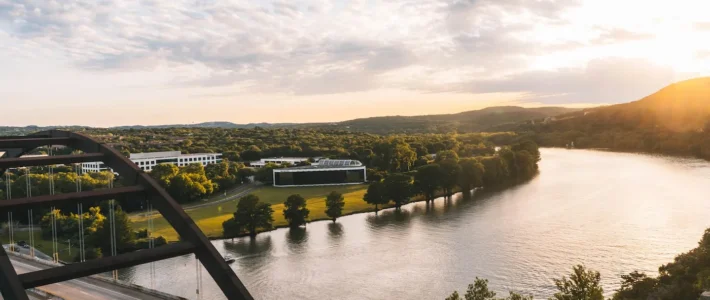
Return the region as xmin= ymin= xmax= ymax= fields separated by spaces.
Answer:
xmin=305 ymin=106 xmax=577 ymax=134
xmin=533 ymin=77 xmax=710 ymax=132
xmin=111 ymin=122 xmax=297 ymax=130
xmin=0 ymin=106 xmax=578 ymax=135
xmin=525 ymin=77 xmax=710 ymax=159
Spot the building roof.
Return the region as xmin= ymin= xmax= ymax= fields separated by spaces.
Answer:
xmin=315 ymin=159 xmax=362 ymax=167
xmin=129 ymin=151 xmax=220 ymax=160
xmin=274 ymin=164 xmax=366 ymax=172
xmin=130 ymin=151 xmax=181 ymax=159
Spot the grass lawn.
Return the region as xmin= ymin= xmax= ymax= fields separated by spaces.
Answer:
xmin=1 ymin=230 xmax=73 ymax=261
xmin=131 ymin=184 xmax=372 ymax=241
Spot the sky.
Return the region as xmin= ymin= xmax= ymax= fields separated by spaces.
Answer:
xmin=1 ymin=0 xmax=710 ymax=127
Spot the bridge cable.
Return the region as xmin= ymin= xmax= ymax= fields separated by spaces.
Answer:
xmin=48 ymin=146 xmax=59 ymax=263
xmin=75 ymin=165 xmax=85 ymax=262
xmin=108 ymin=173 xmax=118 ymax=280
xmin=6 ymin=172 xmax=13 ymax=252
xmin=27 ymin=209 xmax=34 ymax=258
xmin=147 ymin=199 xmax=155 ymax=288
xmin=195 ymin=254 xmax=202 ymax=300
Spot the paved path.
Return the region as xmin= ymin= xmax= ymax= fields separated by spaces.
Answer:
xmin=183 ymin=182 xmax=261 ymax=211
xmin=5 ymin=255 xmax=170 ymax=300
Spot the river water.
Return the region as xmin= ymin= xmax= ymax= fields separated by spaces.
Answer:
xmin=118 ymin=148 xmax=710 ymax=299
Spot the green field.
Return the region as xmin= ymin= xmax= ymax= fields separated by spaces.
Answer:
xmin=131 ymin=184 xmax=372 ymax=241
xmin=0 ymin=230 xmax=73 ymax=261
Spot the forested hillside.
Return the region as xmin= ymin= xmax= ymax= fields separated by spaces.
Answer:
xmin=521 ymin=77 xmax=710 ymax=160
xmin=308 ymin=106 xmax=575 ymax=134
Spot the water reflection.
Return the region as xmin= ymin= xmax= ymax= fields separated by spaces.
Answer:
xmin=365 ymin=208 xmax=412 ymax=230
xmin=223 ymin=236 xmax=273 ymax=257
xmin=326 ymin=222 xmax=344 ymax=240
xmin=286 ymin=227 xmax=308 ymax=253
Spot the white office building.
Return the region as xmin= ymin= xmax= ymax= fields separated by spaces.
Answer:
xmin=82 ymin=151 xmax=223 ymax=173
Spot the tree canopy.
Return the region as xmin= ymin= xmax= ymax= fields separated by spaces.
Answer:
xmin=283 ymin=194 xmax=309 ymax=228
xmin=325 ymin=191 xmax=345 ymax=222
xmin=224 ymin=194 xmax=274 ymax=238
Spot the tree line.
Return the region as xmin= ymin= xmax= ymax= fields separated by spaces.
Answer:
xmin=221 ymin=140 xmax=541 ymax=238
xmin=446 ymin=265 xmax=601 ymax=300
xmin=222 ymin=191 xmax=345 ymax=238
xmin=54 ymin=127 xmax=517 ymax=171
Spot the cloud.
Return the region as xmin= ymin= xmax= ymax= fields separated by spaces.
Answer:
xmin=592 ymin=28 xmax=655 ymax=44
xmin=0 ymin=0 xmax=700 ymax=105
xmin=457 ymin=58 xmax=677 ymax=104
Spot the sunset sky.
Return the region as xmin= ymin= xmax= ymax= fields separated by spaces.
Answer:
xmin=1 ymin=0 xmax=710 ymax=126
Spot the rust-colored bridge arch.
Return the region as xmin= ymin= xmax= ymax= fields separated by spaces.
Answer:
xmin=0 ymin=130 xmax=253 ymax=300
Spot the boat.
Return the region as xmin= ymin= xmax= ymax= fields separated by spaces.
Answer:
xmin=224 ymin=255 xmax=235 ymax=264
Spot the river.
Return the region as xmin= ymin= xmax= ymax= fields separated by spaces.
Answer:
xmin=117 ymin=148 xmax=710 ymax=299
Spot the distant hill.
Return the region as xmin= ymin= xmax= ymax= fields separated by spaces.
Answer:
xmin=525 ymin=77 xmax=710 ymax=159
xmin=303 ymin=106 xmax=577 ymax=134
xmin=534 ymin=77 xmax=710 ymax=132
xmin=0 ymin=106 xmax=578 ymax=135
xmin=111 ymin=122 xmax=297 ymax=130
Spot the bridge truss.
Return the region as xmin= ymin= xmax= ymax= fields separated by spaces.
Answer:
xmin=0 ymin=130 xmax=253 ymax=300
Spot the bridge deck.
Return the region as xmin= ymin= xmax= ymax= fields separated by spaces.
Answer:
xmin=6 ymin=254 xmax=176 ymax=300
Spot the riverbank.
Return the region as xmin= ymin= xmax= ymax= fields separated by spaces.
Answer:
xmin=130 ymin=183 xmax=470 ymax=241
xmin=131 ymin=184 xmax=373 ymax=240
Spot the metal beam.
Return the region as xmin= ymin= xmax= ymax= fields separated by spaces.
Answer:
xmin=0 ymin=247 xmax=30 ymax=300
xmin=0 ymin=137 xmax=71 ymax=149
xmin=139 ymin=173 xmax=255 ymax=300
xmin=19 ymin=242 xmax=196 ymax=289
xmin=0 ymin=130 xmax=254 ymax=299
xmin=0 ymin=186 xmax=146 ymax=210
xmin=0 ymin=153 xmax=104 ymax=169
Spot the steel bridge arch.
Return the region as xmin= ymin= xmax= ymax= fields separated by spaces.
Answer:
xmin=0 ymin=130 xmax=253 ymax=300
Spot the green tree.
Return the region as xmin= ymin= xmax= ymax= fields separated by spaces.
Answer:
xmin=364 ymin=181 xmax=389 ymax=212
xmin=446 ymin=278 xmax=533 ymax=300
xmin=445 ymin=278 xmax=497 ymax=300
xmin=228 ymin=194 xmax=274 ymax=237
xmin=414 ymin=164 xmax=442 ymax=202
xmin=480 ymin=156 xmax=509 ymax=187
xmin=222 ymin=150 xmax=240 ymax=162
xmin=283 ymin=194 xmax=309 ymax=228
xmin=205 ymin=161 xmax=237 ymax=191
xmin=458 ymin=158 xmax=485 ymax=193
xmin=241 ymin=145 xmax=262 ymax=161
xmin=222 ymin=218 xmax=241 ymax=239
xmin=255 ymin=163 xmax=283 ymax=183
xmin=393 ymin=142 xmax=417 ymax=171
xmin=435 ymin=150 xmax=459 ymax=163
xmin=384 ymin=173 xmax=413 ymax=209
xmin=511 ymin=140 xmax=541 ymax=162
xmin=150 ymin=163 xmax=179 ymax=188
xmin=439 ymin=160 xmax=461 ymax=196
xmin=325 ymin=191 xmax=345 ymax=222
xmin=237 ymin=167 xmax=257 ymax=183
xmin=91 ymin=202 xmax=136 ymax=255
xmin=549 ymin=265 xmax=603 ymax=300
xmin=168 ymin=173 xmax=212 ymax=203
xmin=435 ymin=150 xmax=461 ymax=196
xmin=612 ymin=271 xmax=657 ymax=300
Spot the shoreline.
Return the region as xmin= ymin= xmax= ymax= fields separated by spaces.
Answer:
xmin=212 ymin=176 xmax=537 ymax=241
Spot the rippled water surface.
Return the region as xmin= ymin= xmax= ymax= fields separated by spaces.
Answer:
xmin=119 ymin=148 xmax=710 ymax=299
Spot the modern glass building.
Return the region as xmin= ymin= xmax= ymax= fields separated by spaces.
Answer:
xmin=273 ymin=159 xmax=366 ymax=187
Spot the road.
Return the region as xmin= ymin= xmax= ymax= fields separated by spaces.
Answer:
xmin=183 ymin=182 xmax=261 ymax=210
xmin=4 ymin=255 xmax=169 ymax=300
